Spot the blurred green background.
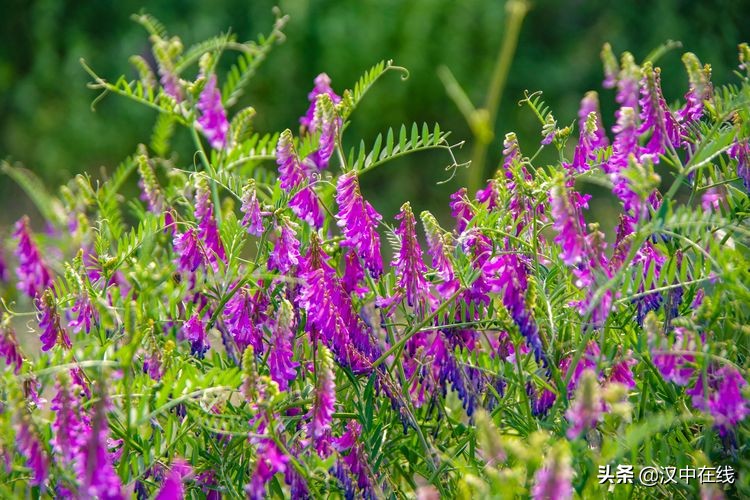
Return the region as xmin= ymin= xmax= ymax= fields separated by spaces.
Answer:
xmin=1 ymin=0 xmax=748 ymax=234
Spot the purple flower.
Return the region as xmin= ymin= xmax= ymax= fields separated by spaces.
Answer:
xmin=197 ymin=74 xmax=229 ymax=150
xmin=195 ymin=179 xmax=227 ymax=269
xmin=277 ymin=130 xmax=324 ymax=227
xmin=0 ymin=322 xmax=23 ymax=374
xmin=246 ymin=439 xmax=289 ymax=500
xmin=277 ymin=130 xmax=308 ymax=191
xmin=307 ymin=345 xmax=336 ymax=441
xmin=449 ymin=188 xmax=474 ymax=234
xmin=483 ymin=253 xmax=546 ymax=364
xmin=559 ymin=342 xmax=600 ymax=395
xmin=16 ymin=418 xmax=48 ymax=486
xmin=475 ymin=178 xmax=499 ymax=209
xmin=341 ymin=250 xmax=368 ymax=296
xmin=37 ymin=290 xmax=71 ymax=351
xmin=173 ymin=228 xmax=204 ymax=273
xmin=532 ymin=446 xmax=573 ymax=500
xmin=566 ymin=369 xmax=603 ymax=439
xmin=300 ymin=73 xmax=341 ymax=132
xmin=268 ymin=221 xmax=301 ymax=274
xmin=224 ymin=286 xmax=267 ymax=353
xmin=638 ymin=63 xmax=682 ymax=158
xmin=289 ymin=185 xmax=324 ymax=228
xmin=729 ymin=139 xmax=750 ymax=192
xmin=652 ymin=329 xmax=696 ymax=386
xmin=137 ymin=156 xmax=166 ymax=214
xmin=422 ymin=211 xmax=459 ymax=297
xmin=182 ymin=314 xmax=209 ymax=358
xmin=572 ymin=92 xmax=609 ymax=172
xmin=391 ymin=202 xmax=430 ymax=311
xmin=550 ymin=181 xmax=589 ymax=265
xmin=701 ymin=187 xmax=724 ymax=212
xmin=614 ymin=51 xmax=641 ymax=115
xmin=267 ymin=302 xmax=299 ymax=391
xmin=241 ymin=181 xmax=265 ymax=236
xmin=335 ymin=171 xmax=383 ymax=277
xmin=159 ymin=66 xmax=182 ymax=103
xmin=0 ymin=246 xmax=7 ymax=282
xmin=677 ymin=52 xmax=712 ymax=125
xmin=601 ymin=43 xmax=619 ymax=89
xmin=68 ymin=294 xmax=96 ymax=334
xmin=13 ymin=216 xmax=52 ymax=298
xmin=76 ymin=399 xmax=124 ymax=499
xmin=609 ymin=356 xmax=637 ymax=389
xmin=50 ymin=376 xmax=89 ymax=466
xmin=307 ymin=94 xmax=340 ymax=170
xmin=155 ymin=459 xmax=192 ymax=500
xmin=687 ymin=366 xmax=749 ymax=437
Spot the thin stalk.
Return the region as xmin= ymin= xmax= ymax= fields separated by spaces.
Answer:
xmin=467 ymin=0 xmax=528 ymax=193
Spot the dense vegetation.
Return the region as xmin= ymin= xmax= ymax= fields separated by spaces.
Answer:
xmin=1 ymin=8 xmax=750 ymax=499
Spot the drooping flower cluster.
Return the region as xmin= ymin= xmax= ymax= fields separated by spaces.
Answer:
xmin=13 ymin=216 xmax=52 ymax=298
xmin=687 ymin=366 xmax=750 ymax=437
xmin=194 ymin=177 xmax=227 ymax=269
xmin=300 ymin=73 xmax=341 ymax=132
xmin=240 ymin=180 xmax=266 ymax=237
xmin=306 ymin=345 xmax=336 ymax=440
xmin=0 ymin=319 xmax=23 ymax=374
xmin=276 ymin=129 xmax=323 ymax=228
xmin=267 ymin=300 xmax=299 ymax=391
xmin=197 ymin=74 xmax=229 ymax=150
xmin=390 ymin=202 xmax=430 ymax=312
xmin=37 ymin=289 xmax=71 ymax=351
xmin=335 ymin=171 xmax=383 ymax=277
xmin=182 ymin=314 xmax=209 ymax=358
xmin=532 ymin=444 xmax=574 ymax=500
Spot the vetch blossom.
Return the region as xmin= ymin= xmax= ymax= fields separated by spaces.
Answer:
xmin=246 ymin=439 xmax=289 ymax=500
xmin=277 ymin=129 xmax=324 ymax=227
xmin=550 ymin=180 xmax=589 ymax=266
xmin=240 ymin=180 xmax=265 ymax=236
xmin=0 ymin=321 xmax=23 ymax=374
xmin=677 ymin=52 xmax=712 ymax=125
xmin=268 ymin=221 xmax=301 ymax=274
xmin=14 ymin=216 xmax=52 ymax=298
xmin=449 ymin=188 xmax=474 ymax=234
xmin=195 ymin=178 xmax=227 ymax=269
xmin=267 ymin=301 xmax=299 ymax=391
xmin=155 ymin=459 xmax=192 ymax=500
xmin=729 ymin=139 xmax=750 ymax=192
xmin=173 ymin=229 xmax=204 ymax=273
xmin=638 ymin=63 xmax=682 ymax=159
xmin=335 ymin=171 xmax=383 ymax=277
xmin=421 ymin=211 xmax=459 ymax=297
xmin=16 ymin=417 xmax=48 ymax=487
xmin=687 ymin=366 xmax=749 ymax=437
xmin=197 ymin=74 xmax=229 ymax=150
xmin=182 ymin=314 xmax=209 ymax=358
xmin=306 ymin=345 xmax=336 ymax=441
xmin=224 ymin=286 xmax=267 ymax=353
xmin=300 ymin=73 xmax=341 ymax=133
xmin=391 ymin=202 xmax=430 ymax=311
xmin=566 ymin=369 xmax=603 ymax=439
xmin=307 ymin=93 xmax=339 ymax=170
xmin=68 ymin=294 xmax=96 ymax=334
xmin=38 ymin=289 xmax=72 ymax=351
xmin=75 ymin=398 xmax=124 ymax=499
xmin=532 ymin=444 xmax=574 ymax=500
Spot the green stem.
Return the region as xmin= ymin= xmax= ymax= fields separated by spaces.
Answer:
xmin=467 ymin=0 xmax=528 ymax=193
